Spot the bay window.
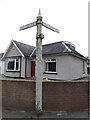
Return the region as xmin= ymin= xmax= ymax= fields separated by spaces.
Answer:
xmin=7 ymin=58 xmax=20 ymax=71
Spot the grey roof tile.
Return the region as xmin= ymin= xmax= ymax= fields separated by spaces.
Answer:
xmin=32 ymin=41 xmax=87 ymax=60
xmin=13 ymin=40 xmax=87 ymax=60
xmin=13 ymin=40 xmax=35 ymax=57
xmin=42 ymin=41 xmax=69 ymax=55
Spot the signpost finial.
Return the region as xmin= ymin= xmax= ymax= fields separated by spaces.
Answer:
xmin=38 ymin=8 xmax=41 ymax=16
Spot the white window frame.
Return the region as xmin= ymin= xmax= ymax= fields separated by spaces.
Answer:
xmin=45 ymin=59 xmax=57 ymax=73
xmin=7 ymin=58 xmax=20 ymax=71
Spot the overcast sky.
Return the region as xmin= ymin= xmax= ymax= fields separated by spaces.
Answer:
xmin=0 ymin=0 xmax=88 ymax=56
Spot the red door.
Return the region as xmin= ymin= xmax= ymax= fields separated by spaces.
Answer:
xmin=31 ymin=61 xmax=35 ymax=77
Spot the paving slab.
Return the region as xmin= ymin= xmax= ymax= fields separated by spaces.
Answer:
xmin=2 ymin=110 xmax=89 ymax=119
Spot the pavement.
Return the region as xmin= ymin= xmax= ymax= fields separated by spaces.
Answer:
xmin=1 ymin=109 xmax=89 ymax=119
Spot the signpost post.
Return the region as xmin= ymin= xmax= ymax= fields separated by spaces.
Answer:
xmin=19 ymin=9 xmax=59 ymax=112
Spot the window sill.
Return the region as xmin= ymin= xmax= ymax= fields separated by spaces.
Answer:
xmin=6 ymin=70 xmax=20 ymax=72
xmin=43 ymin=72 xmax=58 ymax=75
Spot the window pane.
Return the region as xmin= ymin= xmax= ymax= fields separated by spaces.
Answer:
xmin=16 ymin=61 xmax=19 ymax=70
xmin=82 ymin=61 xmax=85 ymax=74
xmin=46 ymin=63 xmax=48 ymax=71
xmin=48 ymin=62 xmax=56 ymax=72
xmin=16 ymin=59 xmax=19 ymax=70
xmin=8 ymin=61 xmax=14 ymax=70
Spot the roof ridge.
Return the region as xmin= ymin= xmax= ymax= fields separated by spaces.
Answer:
xmin=42 ymin=41 xmax=64 ymax=46
xmin=13 ymin=40 xmax=35 ymax=48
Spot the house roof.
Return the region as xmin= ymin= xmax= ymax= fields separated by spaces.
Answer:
xmin=13 ymin=40 xmax=35 ymax=57
xmin=32 ymin=41 xmax=87 ymax=60
xmin=2 ymin=40 xmax=87 ymax=60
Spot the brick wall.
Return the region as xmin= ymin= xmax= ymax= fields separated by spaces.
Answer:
xmin=2 ymin=80 xmax=89 ymax=111
xmin=42 ymin=82 xmax=88 ymax=111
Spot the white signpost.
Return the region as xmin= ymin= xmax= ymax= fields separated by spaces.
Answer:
xmin=19 ymin=9 xmax=59 ymax=112
xmin=19 ymin=21 xmax=36 ymax=31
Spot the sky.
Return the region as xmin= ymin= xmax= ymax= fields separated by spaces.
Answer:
xmin=0 ymin=0 xmax=89 ymax=57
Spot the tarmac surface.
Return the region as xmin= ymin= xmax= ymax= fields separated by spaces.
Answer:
xmin=2 ymin=109 xmax=89 ymax=119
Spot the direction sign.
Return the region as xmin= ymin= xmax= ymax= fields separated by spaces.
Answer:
xmin=19 ymin=9 xmax=60 ymax=112
xmin=19 ymin=21 xmax=36 ymax=31
xmin=43 ymin=22 xmax=60 ymax=33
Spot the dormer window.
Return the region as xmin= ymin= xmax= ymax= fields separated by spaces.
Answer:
xmin=7 ymin=58 xmax=20 ymax=71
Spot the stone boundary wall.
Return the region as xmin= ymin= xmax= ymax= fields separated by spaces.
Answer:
xmin=2 ymin=80 xmax=89 ymax=111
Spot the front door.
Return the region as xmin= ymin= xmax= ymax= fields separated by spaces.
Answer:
xmin=31 ymin=61 xmax=35 ymax=77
